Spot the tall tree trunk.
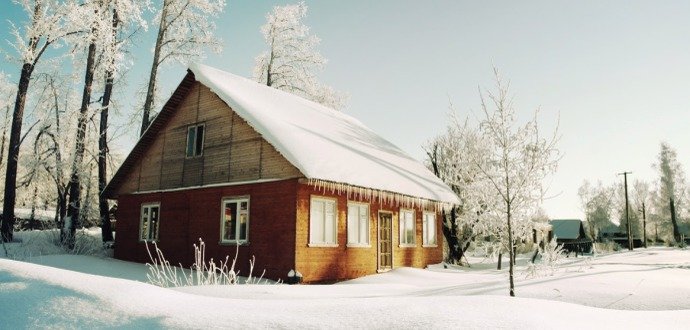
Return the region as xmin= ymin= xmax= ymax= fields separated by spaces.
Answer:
xmin=0 ymin=105 xmax=11 ymax=169
xmin=99 ymin=8 xmax=119 ymax=243
xmin=140 ymin=1 xmax=168 ymax=136
xmin=64 ymin=40 xmax=97 ymax=249
xmin=642 ymin=202 xmax=647 ymax=248
xmin=1 ymin=62 xmax=34 ymax=242
xmin=670 ymin=198 xmax=680 ymax=243
xmin=507 ymin=202 xmax=515 ymax=297
xmin=441 ymin=207 xmax=462 ymax=264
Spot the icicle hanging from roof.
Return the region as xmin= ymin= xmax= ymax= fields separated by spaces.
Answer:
xmin=306 ymin=178 xmax=452 ymax=212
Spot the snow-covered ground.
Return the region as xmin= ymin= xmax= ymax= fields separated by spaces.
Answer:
xmin=1 ymin=236 xmax=690 ymax=328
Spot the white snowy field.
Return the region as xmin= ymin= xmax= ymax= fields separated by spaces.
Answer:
xmin=1 ymin=241 xmax=690 ymax=328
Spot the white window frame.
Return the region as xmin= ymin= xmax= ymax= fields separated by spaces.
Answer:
xmin=309 ymin=196 xmax=338 ymax=247
xmin=185 ymin=123 xmax=205 ymax=158
xmin=422 ymin=211 xmax=438 ymax=247
xmin=347 ymin=201 xmax=370 ymax=247
xmin=139 ymin=203 xmax=160 ymax=242
xmin=399 ymin=208 xmax=416 ymax=247
xmin=220 ymin=197 xmax=250 ymax=244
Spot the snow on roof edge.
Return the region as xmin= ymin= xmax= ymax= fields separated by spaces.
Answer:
xmin=189 ymin=63 xmax=460 ymax=205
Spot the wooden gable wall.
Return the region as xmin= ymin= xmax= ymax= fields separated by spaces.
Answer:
xmin=114 ymin=81 xmax=302 ymax=196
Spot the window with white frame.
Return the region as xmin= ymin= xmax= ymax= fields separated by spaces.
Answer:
xmin=186 ymin=124 xmax=205 ymax=157
xmin=221 ymin=197 xmax=249 ymax=243
xmin=422 ymin=212 xmax=437 ymax=246
xmin=309 ymin=197 xmax=337 ymax=246
xmin=347 ymin=202 xmax=369 ymax=246
xmin=399 ymin=209 xmax=415 ymax=246
xmin=140 ymin=203 xmax=160 ymax=241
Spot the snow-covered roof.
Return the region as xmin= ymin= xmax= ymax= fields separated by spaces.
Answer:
xmin=190 ymin=63 xmax=458 ymax=205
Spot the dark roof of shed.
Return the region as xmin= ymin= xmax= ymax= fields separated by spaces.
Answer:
xmin=550 ymin=219 xmax=585 ymax=240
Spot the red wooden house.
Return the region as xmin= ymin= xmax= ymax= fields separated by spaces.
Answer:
xmin=103 ymin=64 xmax=459 ymax=283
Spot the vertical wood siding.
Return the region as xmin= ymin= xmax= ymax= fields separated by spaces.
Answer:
xmin=114 ymin=82 xmax=301 ymax=196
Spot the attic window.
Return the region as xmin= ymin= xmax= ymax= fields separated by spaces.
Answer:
xmin=186 ymin=124 xmax=205 ymax=157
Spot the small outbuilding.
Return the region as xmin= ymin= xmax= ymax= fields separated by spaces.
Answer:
xmin=549 ymin=219 xmax=593 ymax=255
xmin=103 ymin=64 xmax=459 ymax=283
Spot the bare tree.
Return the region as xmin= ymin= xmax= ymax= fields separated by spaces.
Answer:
xmin=471 ymin=68 xmax=560 ymax=297
xmin=140 ymin=0 xmax=225 ymax=136
xmin=2 ymin=0 xmax=79 ymax=242
xmin=253 ymin=2 xmax=346 ymax=110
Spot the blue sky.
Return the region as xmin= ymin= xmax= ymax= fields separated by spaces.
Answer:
xmin=1 ymin=1 xmax=690 ymax=219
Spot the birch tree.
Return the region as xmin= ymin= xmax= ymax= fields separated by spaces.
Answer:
xmin=0 ymin=73 xmax=16 ymax=173
xmin=139 ymin=0 xmax=225 ymax=136
xmin=653 ymin=142 xmax=686 ymax=243
xmin=97 ymin=0 xmax=147 ymax=242
xmin=472 ymin=68 xmax=560 ymax=297
xmin=62 ymin=0 xmax=106 ymax=248
xmin=253 ymin=2 xmax=346 ymax=110
xmin=2 ymin=0 xmax=77 ymax=242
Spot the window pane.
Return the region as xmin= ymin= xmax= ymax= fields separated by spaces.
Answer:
xmin=400 ymin=211 xmax=415 ymax=245
xmin=325 ymin=201 xmax=335 ymax=244
xmin=141 ymin=209 xmax=149 ymax=240
xmin=347 ymin=205 xmax=357 ymax=244
xmin=428 ymin=214 xmax=436 ymax=245
xmin=310 ymin=200 xmax=324 ymax=243
xmin=195 ymin=125 xmax=204 ymax=156
xmin=186 ymin=127 xmax=196 ymax=157
xmin=239 ymin=213 xmax=248 ymax=240
xmin=224 ymin=202 xmax=237 ymax=240
xmin=359 ymin=206 xmax=368 ymax=244
xmin=150 ymin=207 xmax=159 ymax=240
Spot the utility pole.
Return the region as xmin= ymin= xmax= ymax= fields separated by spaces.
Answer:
xmin=641 ymin=202 xmax=647 ymax=248
xmin=619 ymin=171 xmax=633 ymax=251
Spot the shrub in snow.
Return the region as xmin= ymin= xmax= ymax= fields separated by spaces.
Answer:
xmin=0 ymin=228 xmax=107 ymax=260
xmin=145 ymin=238 xmax=269 ymax=287
xmin=525 ymin=238 xmax=565 ymax=278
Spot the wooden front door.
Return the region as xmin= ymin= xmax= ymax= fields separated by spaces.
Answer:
xmin=378 ymin=212 xmax=393 ymax=271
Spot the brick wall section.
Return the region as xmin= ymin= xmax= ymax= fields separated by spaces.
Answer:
xmin=114 ymin=179 xmax=299 ymax=281
xmin=294 ymin=183 xmax=443 ymax=283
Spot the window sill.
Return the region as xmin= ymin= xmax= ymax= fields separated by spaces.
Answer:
xmin=220 ymin=241 xmax=249 ymax=246
xmin=399 ymin=244 xmax=416 ymax=248
xmin=422 ymin=244 xmax=438 ymax=248
xmin=308 ymin=243 xmax=339 ymax=248
xmin=139 ymin=239 xmax=159 ymax=243
xmin=346 ymin=243 xmax=371 ymax=248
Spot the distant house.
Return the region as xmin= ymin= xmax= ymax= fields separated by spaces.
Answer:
xmin=103 ymin=64 xmax=459 ymax=283
xmin=549 ymin=219 xmax=592 ymax=254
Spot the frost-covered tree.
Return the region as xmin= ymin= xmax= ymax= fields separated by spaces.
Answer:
xmin=0 ymin=73 xmax=16 ymax=173
xmin=2 ymin=0 xmax=79 ymax=242
xmin=62 ymin=0 xmax=108 ymax=247
xmin=471 ymin=68 xmax=560 ymax=297
xmin=631 ymin=180 xmax=651 ymax=246
xmin=140 ymin=0 xmax=225 ymax=136
xmin=253 ymin=2 xmax=346 ymax=110
xmin=425 ymin=111 xmax=494 ymax=265
xmin=578 ymin=180 xmax=614 ymax=241
xmin=652 ymin=142 xmax=686 ymax=243
xmin=96 ymin=0 xmax=148 ymax=242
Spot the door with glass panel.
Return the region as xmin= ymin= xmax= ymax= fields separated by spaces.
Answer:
xmin=378 ymin=212 xmax=393 ymax=271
